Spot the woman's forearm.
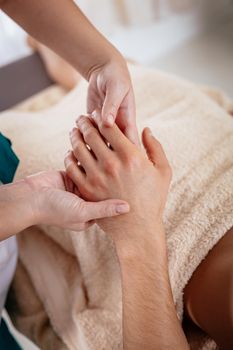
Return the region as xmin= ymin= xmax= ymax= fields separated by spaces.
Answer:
xmin=115 ymin=225 xmax=190 ymax=350
xmin=0 ymin=179 xmax=36 ymax=240
xmin=2 ymin=0 xmax=121 ymax=80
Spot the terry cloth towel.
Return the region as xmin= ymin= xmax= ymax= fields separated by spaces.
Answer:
xmin=0 ymin=65 xmax=233 ymax=350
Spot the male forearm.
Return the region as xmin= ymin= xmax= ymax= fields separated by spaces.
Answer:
xmin=114 ymin=225 xmax=189 ymax=350
xmin=0 ymin=179 xmax=35 ymax=240
xmin=2 ymin=0 xmax=121 ymax=80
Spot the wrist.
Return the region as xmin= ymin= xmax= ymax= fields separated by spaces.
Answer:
xmin=23 ymin=175 xmax=51 ymax=226
xmin=0 ymin=179 xmax=38 ymax=239
xmin=112 ymin=220 xmax=167 ymax=264
xmin=87 ymin=49 xmax=126 ymax=82
xmin=20 ymin=178 xmax=42 ymax=226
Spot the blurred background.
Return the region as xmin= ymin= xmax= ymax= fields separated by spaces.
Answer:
xmin=1 ymin=0 xmax=233 ymax=96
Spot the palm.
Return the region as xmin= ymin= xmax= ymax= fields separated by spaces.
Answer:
xmin=28 ymin=170 xmax=77 ymax=194
xmin=26 ymin=170 xmax=89 ymax=230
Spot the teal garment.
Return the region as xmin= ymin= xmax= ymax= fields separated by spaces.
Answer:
xmin=0 ymin=133 xmax=21 ymax=349
xmin=0 ymin=319 xmax=22 ymax=350
xmin=0 ymin=133 xmax=19 ymax=184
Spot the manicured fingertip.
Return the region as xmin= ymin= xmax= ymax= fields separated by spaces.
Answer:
xmin=105 ymin=114 xmax=114 ymax=127
xmin=116 ymin=203 xmax=130 ymax=214
xmin=91 ymin=109 xmax=102 ymax=126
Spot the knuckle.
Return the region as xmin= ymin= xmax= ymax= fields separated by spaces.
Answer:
xmin=76 ymin=115 xmax=83 ymax=123
xmin=125 ymin=152 xmax=141 ymax=169
xmin=72 ymin=138 xmax=82 ymax=151
xmin=103 ymin=158 xmax=118 ymax=176
xmin=89 ymin=173 xmax=105 ymax=188
xmin=80 ymin=184 xmax=96 ymax=202
xmin=66 ymin=163 xmax=74 ymax=176
xmin=64 ymin=155 xmax=72 ymax=169
xmin=65 ymin=165 xmax=73 ymax=178
xmin=83 ymin=126 xmax=96 ymax=140
xmin=102 ymin=205 xmax=115 ymax=218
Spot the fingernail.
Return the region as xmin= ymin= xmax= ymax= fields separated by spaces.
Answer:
xmin=91 ymin=110 xmax=97 ymax=119
xmin=106 ymin=114 xmax=114 ymax=126
xmin=116 ymin=203 xmax=130 ymax=214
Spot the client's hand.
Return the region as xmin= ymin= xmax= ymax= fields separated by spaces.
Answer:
xmin=64 ymin=114 xmax=171 ymax=244
xmin=25 ymin=170 xmax=129 ymax=231
xmin=64 ymin=116 xmax=190 ymax=350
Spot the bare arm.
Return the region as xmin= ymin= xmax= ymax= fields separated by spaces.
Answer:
xmin=0 ymin=179 xmax=35 ymax=239
xmin=1 ymin=0 xmax=138 ymax=142
xmin=116 ymin=225 xmax=189 ymax=350
xmin=65 ymin=114 xmax=189 ymax=349
xmin=1 ymin=0 xmax=117 ymax=79
xmin=0 ymin=171 xmax=129 ymax=241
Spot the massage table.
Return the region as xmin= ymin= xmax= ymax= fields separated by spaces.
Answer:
xmin=0 ymin=53 xmax=54 ymax=111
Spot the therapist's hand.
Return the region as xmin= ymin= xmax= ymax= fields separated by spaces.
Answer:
xmin=26 ymin=170 xmax=129 ymax=231
xmin=87 ymin=54 xmax=139 ymax=145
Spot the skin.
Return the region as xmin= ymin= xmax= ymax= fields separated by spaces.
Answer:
xmin=27 ymin=49 xmax=233 ymax=347
xmin=184 ymin=226 xmax=233 ymax=349
xmin=1 ymin=0 xmax=139 ymax=144
xmin=0 ymin=0 xmax=137 ymax=239
xmin=64 ymin=113 xmax=189 ymax=349
xmin=0 ymin=171 xmax=129 ymax=241
xmin=65 ymin=113 xmax=233 ymax=349
xmin=34 ymin=34 xmax=233 ymax=349
xmin=1 ymin=3 xmax=232 ymax=344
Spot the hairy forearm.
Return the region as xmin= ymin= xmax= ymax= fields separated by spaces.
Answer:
xmin=0 ymin=179 xmax=35 ymax=240
xmin=102 ymin=219 xmax=189 ymax=349
xmin=1 ymin=0 xmax=121 ymax=80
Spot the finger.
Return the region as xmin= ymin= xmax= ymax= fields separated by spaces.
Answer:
xmin=142 ymin=128 xmax=170 ymax=170
xmin=115 ymin=90 xmax=140 ymax=146
xmin=80 ymin=199 xmax=130 ymax=222
xmin=76 ymin=115 xmax=112 ymax=161
xmin=64 ymin=151 xmax=86 ymax=188
xmin=124 ymin=124 xmax=140 ymax=146
xmin=101 ymin=82 xmax=123 ymax=126
xmin=91 ymin=110 xmax=133 ymax=155
xmin=70 ymin=127 xmax=97 ymax=175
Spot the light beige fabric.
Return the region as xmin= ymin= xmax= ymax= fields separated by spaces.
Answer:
xmin=1 ymin=65 xmax=233 ymax=350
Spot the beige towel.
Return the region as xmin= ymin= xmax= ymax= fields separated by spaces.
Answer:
xmin=1 ymin=65 xmax=233 ymax=350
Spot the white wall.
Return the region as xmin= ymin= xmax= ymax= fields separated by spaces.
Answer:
xmin=1 ymin=0 xmax=233 ymax=67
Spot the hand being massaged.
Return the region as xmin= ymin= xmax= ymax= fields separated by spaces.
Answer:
xmin=65 ymin=111 xmax=172 ymax=247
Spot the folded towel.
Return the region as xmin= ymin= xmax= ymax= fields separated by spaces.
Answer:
xmin=1 ymin=65 xmax=233 ymax=350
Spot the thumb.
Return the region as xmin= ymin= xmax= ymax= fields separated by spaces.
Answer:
xmin=101 ymin=83 xmax=122 ymax=127
xmin=142 ymin=127 xmax=168 ymax=168
xmin=80 ymin=199 xmax=130 ymax=222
